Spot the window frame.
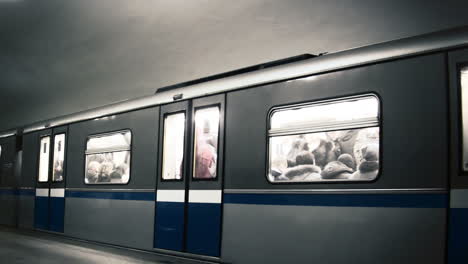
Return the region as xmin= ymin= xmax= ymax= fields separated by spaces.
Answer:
xmin=160 ymin=111 xmax=187 ymax=182
xmin=191 ymin=104 xmax=221 ymax=182
xmin=51 ymin=133 xmax=66 ymax=183
xmin=0 ymin=144 xmax=3 ymax=178
xmin=266 ymin=93 xmax=382 ymax=184
xmin=37 ymin=135 xmax=52 ymax=183
xmin=83 ymin=129 xmax=133 ymax=185
xmin=457 ymin=63 xmax=468 ymax=175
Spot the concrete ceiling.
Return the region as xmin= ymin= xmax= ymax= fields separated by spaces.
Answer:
xmin=1 ymin=0 xmax=468 ymax=131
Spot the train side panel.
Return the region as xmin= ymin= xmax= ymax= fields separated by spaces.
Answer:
xmin=222 ymin=53 xmax=448 ymax=263
xmin=64 ymin=107 xmax=159 ymax=250
xmin=0 ymin=136 xmax=18 ymax=227
xmin=17 ymin=133 xmax=38 ymax=229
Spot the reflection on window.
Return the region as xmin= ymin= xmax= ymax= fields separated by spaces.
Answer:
xmin=268 ymin=95 xmax=380 ymax=183
xmin=162 ymin=113 xmax=185 ymax=180
xmin=85 ymin=130 xmax=131 ymax=184
xmin=461 ymin=67 xmax=468 ymax=171
xmin=38 ymin=136 xmax=50 ymax=182
xmin=52 ymin=134 xmax=66 ymax=182
xmin=270 ymin=96 xmax=379 ymax=134
xmin=193 ymin=107 xmax=219 ymax=179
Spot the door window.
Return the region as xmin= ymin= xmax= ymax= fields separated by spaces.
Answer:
xmin=162 ymin=112 xmax=186 ymax=180
xmin=38 ymin=136 xmax=51 ymax=182
xmin=52 ymin=134 xmax=66 ymax=182
xmin=192 ymin=106 xmax=220 ymax=180
xmin=85 ymin=130 xmax=131 ymax=184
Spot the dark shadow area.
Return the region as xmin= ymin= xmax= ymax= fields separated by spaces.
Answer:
xmin=0 ymin=226 xmax=212 ymax=264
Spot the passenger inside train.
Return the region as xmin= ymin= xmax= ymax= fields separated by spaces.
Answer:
xmin=85 ymin=131 xmax=131 ymax=184
xmin=269 ymin=127 xmax=380 ymax=182
xmin=268 ymin=95 xmax=380 ymax=183
xmin=193 ymin=107 xmax=219 ymax=179
xmin=269 ymin=127 xmax=379 ymax=182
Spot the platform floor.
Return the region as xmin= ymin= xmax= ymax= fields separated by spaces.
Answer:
xmin=0 ymin=226 xmax=210 ymax=264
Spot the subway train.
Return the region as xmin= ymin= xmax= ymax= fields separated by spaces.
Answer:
xmin=1 ymin=26 xmax=468 ymax=264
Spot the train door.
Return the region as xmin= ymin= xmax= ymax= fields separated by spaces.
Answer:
xmin=34 ymin=126 xmax=68 ymax=232
xmin=154 ymin=95 xmax=224 ymax=257
xmin=448 ymin=48 xmax=468 ymax=263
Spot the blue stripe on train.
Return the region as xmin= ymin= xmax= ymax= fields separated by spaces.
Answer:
xmin=0 ymin=189 xmax=35 ymax=196
xmin=186 ymin=203 xmax=221 ymax=257
xmin=49 ymin=197 xmax=65 ymax=233
xmin=224 ymin=193 xmax=447 ymax=208
xmin=154 ymin=201 xmax=185 ymax=251
xmin=34 ymin=196 xmax=49 ymax=230
xmin=18 ymin=189 xmax=35 ymax=196
xmin=65 ymin=191 xmax=155 ymax=201
xmin=0 ymin=189 xmax=17 ymax=195
xmin=449 ymin=208 xmax=468 ymax=264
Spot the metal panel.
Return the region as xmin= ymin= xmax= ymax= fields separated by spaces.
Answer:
xmin=49 ymin=197 xmax=65 ymax=232
xmin=35 ymin=188 xmax=49 ymax=197
xmin=17 ymin=194 xmax=35 ymax=229
xmin=0 ymin=189 xmax=17 ymax=226
xmin=0 ymin=136 xmax=17 ymax=187
xmin=154 ymin=201 xmax=185 ymax=251
xmin=0 ymin=135 xmax=18 ymax=227
xmin=64 ymin=197 xmax=155 ymax=250
xmin=449 ymin=208 xmax=468 ymax=264
xmin=188 ymin=190 xmax=222 ymax=204
xmin=34 ymin=196 xmax=49 ymax=230
xmin=50 ymin=188 xmax=65 ymax=197
xmin=156 ymin=190 xmax=185 ymax=202
xmin=22 ymin=26 xmax=468 ymax=134
xmin=186 ymin=203 xmax=221 ymax=256
xmin=451 ymin=189 xmax=468 ymax=208
xmin=21 ymin=133 xmax=39 ymax=188
xmin=449 ymin=189 xmax=468 ymax=263
xmin=221 ymin=203 xmax=446 ymax=264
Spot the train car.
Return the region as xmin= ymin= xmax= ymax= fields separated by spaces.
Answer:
xmin=3 ymin=26 xmax=468 ymax=263
xmin=0 ymin=130 xmax=19 ymax=227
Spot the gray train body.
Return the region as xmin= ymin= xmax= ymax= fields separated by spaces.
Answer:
xmin=1 ymin=26 xmax=468 ymax=263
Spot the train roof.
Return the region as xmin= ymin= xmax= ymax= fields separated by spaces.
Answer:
xmin=10 ymin=25 xmax=468 ymax=134
xmin=0 ymin=130 xmax=17 ymax=139
xmin=154 ymin=54 xmax=317 ymax=94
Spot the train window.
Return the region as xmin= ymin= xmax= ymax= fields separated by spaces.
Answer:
xmin=52 ymin=134 xmax=66 ymax=182
xmin=193 ymin=106 xmax=220 ymax=180
xmin=38 ymin=136 xmax=51 ymax=182
xmin=461 ymin=67 xmax=468 ymax=171
xmin=85 ymin=130 xmax=131 ymax=184
xmin=162 ymin=112 xmax=186 ymax=180
xmin=268 ymin=95 xmax=380 ymax=183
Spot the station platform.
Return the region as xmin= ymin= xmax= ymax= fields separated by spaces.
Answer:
xmin=0 ymin=226 xmax=210 ymax=264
